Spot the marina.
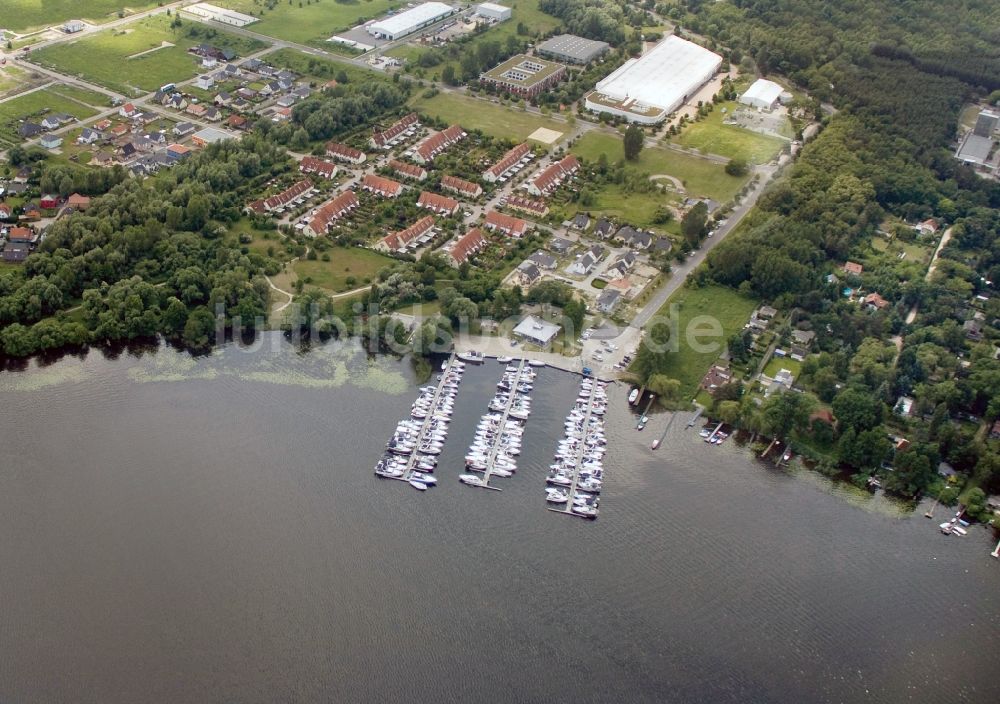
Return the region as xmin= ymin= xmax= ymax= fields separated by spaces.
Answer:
xmin=460 ymin=358 xmax=534 ymax=490
xmin=373 ymin=355 xmax=465 ymax=489
xmin=546 ymin=377 xmax=609 ymax=519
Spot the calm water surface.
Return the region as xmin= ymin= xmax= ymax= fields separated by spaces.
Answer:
xmin=1 ymin=335 xmax=998 ymax=703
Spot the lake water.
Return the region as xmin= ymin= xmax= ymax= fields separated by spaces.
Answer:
xmin=1 ymin=335 xmax=998 ymax=703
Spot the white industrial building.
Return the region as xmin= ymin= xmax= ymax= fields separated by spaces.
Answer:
xmin=476 ymin=3 xmax=512 ymax=21
xmin=367 ymin=2 xmax=455 ymax=40
xmin=183 ymin=3 xmax=258 ymax=27
xmin=739 ymin=78 xmax=785 ymax=110
xmin=584 ymin=36 xmax=722 ymax=124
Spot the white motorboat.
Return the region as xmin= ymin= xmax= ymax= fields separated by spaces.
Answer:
xmin=409 ymin=479 xmax=428 ymax=491
xmin=528 ymin=359 xmax=545 ymax=367
xmin=572 ymin=504 xmax=599 ymax=518
xmin=628 ymin=388 xmax=639 ymax=404
xmin=496 ymin=355 xmax=513 ymax=363
xmin=459 ymin=474 xmax=485 ymax=486
xmin=411 ymin=472 xmax=437 ymax=485
xmin=457 ymin=350 xmax=485 ymax=363
xmin=546 ymin=490 xmax=568 ymax=503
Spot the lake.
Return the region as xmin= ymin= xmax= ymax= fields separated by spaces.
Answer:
xmin=1 ymin=335 xmax=997 ymax=703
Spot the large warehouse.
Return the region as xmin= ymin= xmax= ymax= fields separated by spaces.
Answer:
xmin=739 ymin=78 xmax=785 ymax=110
xmin=537 ymin=34 xmax=610 ymax=64
xmin=584 ymin=36 xmax=722 ymax=124
xmin=367 ymin=2 xmax=455 ymax=40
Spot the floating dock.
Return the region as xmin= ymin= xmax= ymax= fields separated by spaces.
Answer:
xmin=462 ymin=358 xmax=532 ymax=491
xmin=547 ymin=379 xmax=607 ymax=520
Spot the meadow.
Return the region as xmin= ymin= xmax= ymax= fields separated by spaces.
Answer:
xmin=409 ymin=91 xmax=568 ymax=144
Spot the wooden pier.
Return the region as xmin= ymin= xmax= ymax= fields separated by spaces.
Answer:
xmin=464 ymin=358 xmax=529 ymax=491
xmin=650 ymin=412 xmax=676 ymax=451
xmin=387 ymin=355 xmax=461 ymax=485
xmin=549 ymin=382 xmax=600 ymax=519
xmin=687 ymin=406 xmax=704 ymax=428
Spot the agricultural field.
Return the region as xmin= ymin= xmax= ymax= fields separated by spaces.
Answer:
xmin=295 ymin=247 xmax=394 ymax=293
xmin=675 ymin=101 xmax=788 ymax=164
xmin=571 ymin=131 xmax=748 ymax=203
xmin=47 ymin=85 xmax=112 ymax=107
xmin=409 ymin=91 xmax=568 ymax=143
xmin=30 ymin=16 xmax=265 ymax=96
xmin=0 ymin=88 xmax=99 ymax=145
xmin=215 ymin=0 xmax=404 ymax=45
xmin=3 ymin=0 xmax=162 ymax=33
xmin=646 ymin=284 xmax=757 ymax=398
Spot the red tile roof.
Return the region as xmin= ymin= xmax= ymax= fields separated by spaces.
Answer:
xmin=484 ymin=142 xmax=530 ymax=180
xmin=381 ymin=215 xmax=435 ymax=251
xmin=417 ymin=191 xmax=459 ymax=214
xmin=388 ymin=159 xmax=427 ymax=181
xmin=413 ymin=125 xmax=466 ymax=163
xmin=527 ymin=155 xmax=579 ymax=195
xmin=505 ymin=195 xmax=548 ymax=216
xmin=362 ymin=174 xmax=403 ymax=197
xmin=299 ymin=156 xmax=338 ymax=179
xmin=484 ymin=210 xmax=529 ymax=237
xmin=256 ymin=178 xmax=313 ymax=212
xmin=325 ymin=141 xmax=366 ymax=162
xmin=306 ymin=190 xmax=359 ymax=235
xmin=441 ymin=174 xmax=482 ymax=197
xmin=448 ymin=228 xmax=486 ymax=265
xmin=372 ymin=112 xmax=419 ymax=148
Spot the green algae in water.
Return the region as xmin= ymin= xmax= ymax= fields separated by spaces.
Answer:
xmin=0 ymin=364 xmax=88 ymax=392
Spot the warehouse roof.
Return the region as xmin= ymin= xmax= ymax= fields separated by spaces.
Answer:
xmin=592 ymin=35 xmax=721 ymax=112
xmin=369 ymin=2 xmax=453 ymax=36
xmin=741 ymin=78 xmax=784 ymax=106
xmin=536 ymin=34 xmax=610 ymax=63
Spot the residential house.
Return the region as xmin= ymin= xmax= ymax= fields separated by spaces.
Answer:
xmin=203 ymin=106 xmax=221 ymax=122
xmin=791 ymin=329 xmax=816 ymax=346
xmin=21 ymin=203 xmax=42 ymax=221
xmin=371 ymin=113 xmax=420 ymax=149
xmin=594 ymin=218 xmax=614 ymax=239
xmin=843 ymin=261 xmax=863 ymax=276
xmin=484 ymin=210 xmax=529 ymax=238
xmin=549 ymin=237 xmax=572 ymax=254
xmin=2 ymin=242 xmax=29 ymax=263
xmin=93 ymin=119 xmax=112 ymax=131
xmin=607 ymin=277 xmax=634 ymax=299
xmin=863 ymin=292 xmax=889 ymax=311
xmin=616 ymin=225 xmax=652 ymax=250
xmin=766 ymin=368 xmax=795 ymax=396
xmin=482 ymin=142 xmax=531 ymax=182
xmin=441 ymin=175 xmax=482 ymax=199
xmin=651 ymin=236 xmax=672 ymax=254
xmin=412 ymin=125 xmax=466 ymax=164
xmin=895 ymin=396 xmax=915 ymax=417
xmin=173 ymin=122 xmax=197 ymax=137
xmin=572 ymin=212 xmax=591 ymax=230
xmin=325 ymin=142 xmax=366 ymax=165
xmin=516 ymin=261 xmax=542 ymax=287
xmin=915 ymin=218 xmax=939 ymax=236
xmin=118 ymin=103 xmax=138 ymax=119
xmin=166 ymin=93 xmax=188 ymax=110
xmin=446 ymin=228 xmax=487 ymax=266
xmin=40 ymin=115 xmax=63 ymax=131
xmin=77 ymin=128 xmax=102 ymax=145
xmin=7 ymin=227 xmax=38 ymax=245
xmin=789 ymin=345 xmax=808 ymax=362
xmin=388 ymin=159 xmax=427 ymax=182
xmin=66 ymin=193 xmax=91 ymax=211
xmin=377 ymin=215 xmax=436 ymax=253
xmin=0 ymin=203 xmax=12 ymax=220
xmin=166 ymin=143 xmax=191 ymax=160
xmin=299 ymin=156 xmax=338 ymax=180
xmin=18 ymin=122 xmax=44 ymax=139
xmin=606 ymin=251 xmax=636 ymax=278
xmin=528 ymin=251 xmax=557 ymax=271
xmin=275 ymin=94 xmax=298 ymax=109
xmin=524 ymin=155 xmax=579 ymax=197
xmin=362 ymin=174 xmax=403 ymax=198
xmin=417 ymin=191 xmax=460 ymax=216
xmin=249 ymin=178 xmax=314 ymax=214
xmin=964 ymin=319 xmax=984 ymax=341
xmin=701 ymin=364 xmax=733 ymax=394
xmin=39 ymin=194 xmax=60 ymax=210
xmin=512 ymin=315 xmax=561 ymax=349
xmin=303 ymin=190 xmax=359 ymax=237
xmin=39 ymin=134 xmax=63 ymax=149
xmin=226 ymin=115 xmax=249 ymax=131
xmin=505 ymin=195 xmax=548 ymax=218
xmin=214 ymin=91 xmax=233 ymax=107
xmin=186 ymin=103 xmax=208 ymax=119
xmin=596 ymin=288 xmax=622 ymax=313
xmin=567 ymin=245 xmax=604 ymax=276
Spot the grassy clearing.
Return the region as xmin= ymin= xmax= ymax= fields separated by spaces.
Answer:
xmin=48 ymin=84 xmax=111 ymax=107
xmin=675 ymin=102 xmax=787 ymax=164
xmin=215 ymin=0 xmax=404 ymax=45
xmin=572 ymin=131 xmax=747 ymax=202
xmin=32 ymin=16 xmax=264 ymax=96
xmin=0 ymin=64 xmax=28 ymax=95
xmin=647 ymin=284 xmax=757 ymax=399
xmin=409 ymin=91 xmax=568 ymax=143
xmin=264 ymin=48 xmax=387 ymax=85
xmin=555 ymin=184 xmax=681 ymax=232
xmin=763 ymin=356 xmax=802 ymax=379
xmin=3 ymin=0 xmax=162 ymax=33
xmin=0 ymin=88 xmax=98 ymax=144
xmin=294 ymin=247 xmax=394 ymax=293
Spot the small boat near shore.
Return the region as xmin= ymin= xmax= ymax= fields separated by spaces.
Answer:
xmin=528 ymin=359 xmax=546 ymax=367
xmin=458 ymin=350 xmax=485 ymax=363
xmin=496 ymin=355 xmax=513 ymax=363
xmin=628 ymin=388 xmax=639 ymax=404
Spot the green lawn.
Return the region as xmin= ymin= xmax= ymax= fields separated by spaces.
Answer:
xmin=409 ymin=91 xmax=568 ymax=143
xmin=555 ymin=184 xmax=681 ymax=232
xmin=295 ymin=247 xmax=394 ymax=293
xmin=0 ymin=65 xmax=28 ymax=94
xmin=645 ymin=284 xmax=757 ymax=399
xmin=764 ymin=355 xmax=802 ymax=379
xmin=49 ymin=84 xmax=112 ymax=107
xmin=0 ymin=88 xmax=99 ymax=144
xmin=264 ymin=48 xmax=387 ymax=85
xmin=675 ymin=101 xmax=788 ymax=164
xmin=3 ymin=0 xmax=162 ymax=33
xmin=215 ymin=0 xmax=404 ymax=45
xmin=31 ymin=16 xmax=265 ymax=96
xmin=572 ymin=131 xmax=747 ymax=202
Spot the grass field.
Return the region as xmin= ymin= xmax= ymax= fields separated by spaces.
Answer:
xmin=764 ymin=356 xmax=802 ymax=379
xmin=48 ymin=84 xmax=111 ymax=107
xmin=675 ymin=102 xmax=787 ymax=164
xmin=409 ymin=92 xmax=568 ymax=143
xmin=295 ymin=247 xmax=393 ymax=293
xmin=264 ymin=48 xmax=386 ymax=85
xmin=0 ymin=88 xmax=99 ymax=144
xmin=32 ymin=16 xmax=264 ymax=96
xmin=0 ymin=65 xmax=29 ymax=95
xmin=572 ymin=131 xmax=747 ymax=202
xmin=3 ymin=0 xmax=162 ymax=33
xmin=215 ymin=0 xmax=404 ymax=45
xmin=646 ymin=284 xmax=757 ymax=398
